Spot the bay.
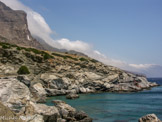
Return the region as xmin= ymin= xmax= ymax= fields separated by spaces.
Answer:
xmin=46 ymin=78 xmax=162 ymax=122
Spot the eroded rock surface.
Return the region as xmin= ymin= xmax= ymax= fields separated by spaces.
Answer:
xmin=139 ymin=114 xmax=162 ymax=122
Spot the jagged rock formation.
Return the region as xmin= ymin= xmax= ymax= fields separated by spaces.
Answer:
xmin=66 ymin=93 xmax=80 ymax=99
xmin=0 ymin=1 xmax=43 ymax=49
xmin=0 ymin=77 xmax=92 ymax=122
xmin=139 ymin=114 xmax=162 ymax=122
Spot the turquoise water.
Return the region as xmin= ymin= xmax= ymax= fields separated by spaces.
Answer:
xmin=46 ymin=79 xmax=162 ymax=122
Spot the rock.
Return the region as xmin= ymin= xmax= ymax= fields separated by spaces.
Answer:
xmin=53 ymin=100 xmax=76 ymax=112
xmin=45 ymin=89 xmax=66 ymax=96
xmin=27 ymin=114 xmax=44 ymax=122
xmin=150 ymin=82 xmax=159 ymax=87
xmin=40 ymin=73 xmax=58 ymax=82
xmin=0 ymin=102 xmax=23 ymax=122
xmin=137 ymin=77 xmax=151 ymax=88
xmin=52 ymin=100 xmax=92 ymax=122
xmin=30 ymin=83 xmax=47 ymax=103
xmin=66 ymin=93 xmax=79 ymax=99
xmin=84 ymin=72 xmax=102 ymax=80
xmin=0 ymin=77 xmax=31 ymax=113
xmin=139 ymin=114 xmax=161 ymax=122
xmin=102 ymin=74 xmax=119 ymax=82
xmin=0 ymin=65 xmax=16 ymax=75
xmin=50 ymin=78 xmax=68 ymax=89
xmin=74 ymin=111 xmax=92 ymax=122
xmin=79 ymin=87 xmax=87 ymax=93
xmin=17 ymin=75 xmax=31 ymax=87
xmin=30 ymin=102 xmax=60 ymax=122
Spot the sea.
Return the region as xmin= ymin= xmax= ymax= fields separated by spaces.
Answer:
xmin=46 ymin=78 xmax=162 ymax=122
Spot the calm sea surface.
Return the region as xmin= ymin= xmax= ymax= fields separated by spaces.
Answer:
xmin=46 ymin=78 xmax=162 ymax=122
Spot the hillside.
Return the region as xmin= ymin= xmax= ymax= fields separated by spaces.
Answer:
xmin=0 ymin=41 xmax=158 ymax=94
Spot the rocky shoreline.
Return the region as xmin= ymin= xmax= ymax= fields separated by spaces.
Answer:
xmin=0 ymin=42 xmax=160 ymax=122
xmin=0 ymin=42 xmax=159 ymax=122
xmin=0 ymin=76 xmax=160 ymax=122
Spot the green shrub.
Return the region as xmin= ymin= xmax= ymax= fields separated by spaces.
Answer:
xmin=26 ymin=48 xmax=41 ymax=54
xmin=2 ymin=45 xmax=10 ymax=49
xmin=64 ymin=55 xmax=78 ymax=61
xmin=16 ymin=47 xmax=22 ymax=50
xmin=79 ymin=57 xmax=88 ymax=62
xmin=90 ymin=59 xmax=98 ymax=63
xmin=17 ymin=66 xmax=30 ymax=74
xmin=52 ymin=53 xmax=77 ymax=61
xmin=43 ymin=53 xmax=53 ymax=60
xmin=52 ymin=52 xmax=64 ymax=57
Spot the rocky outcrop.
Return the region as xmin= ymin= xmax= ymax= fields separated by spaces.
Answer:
xmin=53 ymin=100 xmax=92 ymax=122
xmin=0 ymin=77 xmax=92 ymax=122
xmin=0 ymin=77 xmax=31 ymax=114
xmin=66 ymin=93 xmax=79 ymax=99
xmin=30 ymin=83 xmax=47 ymax=103
xmin=0 ymin=102 xmax=23 ymax=122
xmin=29 ymin=102 xmax=60 ymax=122
xmin=139 ymin=114 xmax=162 ymax=122
xmin=0 ymin=1 xmax=43 ymax=49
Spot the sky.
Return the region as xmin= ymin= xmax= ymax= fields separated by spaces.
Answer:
xmin=0 ymin=0 xmax=162 ymax=77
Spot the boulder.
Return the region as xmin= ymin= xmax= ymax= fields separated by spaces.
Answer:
xmin=17 ymin=75 xmax=31 ymax=87
xmin=0 ymin=65 xmax=16 ymax=75
xmin=0 ymin=77 xmax=31 ymax=113
xmin=52 ymin=100 xmax=92 ymax=122
xmin=30 ymin=102 xmax=60 ymax=122
xmin=139 ymin=114 xmax=161 ymax=122
xmin=45 ymin=89 xmax=66 ymax=96
xmin=74 ymin=111 xmax=92 ymax=122
xmin=53 ymin=100 xmax=76 ymax=112
xmin=66 ymin=93 xmax=79 ymax=99
xmin=84 ymin=72 xmax=102 ymax=80
xmin=79 ymin=87 xmax=87 ymax=93
xmin=40 ymin=73 xmax=58 ymax=82
xmin=30 ymin=83 xmax=47 ymax=103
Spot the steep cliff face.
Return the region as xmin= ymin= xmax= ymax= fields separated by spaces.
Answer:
xmin=0 ymin=1 xmax=43 ymax=49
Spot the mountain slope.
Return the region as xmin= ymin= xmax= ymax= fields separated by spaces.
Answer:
xmin=0 ymin=1 xmax=43 ymax=49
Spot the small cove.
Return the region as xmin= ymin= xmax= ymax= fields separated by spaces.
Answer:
xmin=46 ymin=78 xmax=162 ymax=122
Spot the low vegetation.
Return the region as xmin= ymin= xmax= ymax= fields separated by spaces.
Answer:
xmin=52 ymin=52 xmax=78 ymax=61
xmin=17 ymin=65 xmax=30 ymax=74
xmin=79 ymin=57 xmax=89 ymax=62
xmin=0 ymin=42 xmax=54 ymax=61
xmin=90 ymin=59 xmax=98 ymax=63
xmin=0 ymin=42 xmax=18 ymax=49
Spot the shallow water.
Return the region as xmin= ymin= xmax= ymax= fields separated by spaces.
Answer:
xmin=46 ymin=78 xmax=162 ymax=122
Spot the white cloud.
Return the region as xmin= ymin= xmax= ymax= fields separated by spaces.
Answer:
xmin=57 ymin=38 xmax=92 ymax=52
xmin=129 ymin=64 xmax=154 ymax=69
xmin=0 ymin=0 xmax=162 ymax=77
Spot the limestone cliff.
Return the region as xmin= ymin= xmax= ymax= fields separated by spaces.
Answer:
xmin=0 ymin=1 xmax=43 ymax=49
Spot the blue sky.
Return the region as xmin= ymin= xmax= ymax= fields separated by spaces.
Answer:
xmin=20 ymin=0 xmax=162 ymax=65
